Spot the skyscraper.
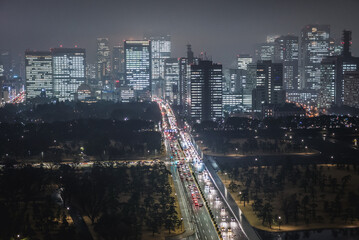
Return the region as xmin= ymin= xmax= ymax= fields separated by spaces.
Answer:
xmin=52 ymin=48 xmax=86 ymax=101
xmin=97 ymin=38 xmax=111 ymax=81
xmin=237 ymin=54 xmax=252 ymax=70
xmin=164 ymin=58 xmax=180 ymax=105
xmin=252 ymin=61 xmax=285 ymax=111
xmin=25 ymin=51 xmax=53 ymax=99
xmin=124 ymin=40 xmax=151 ymax=101
xmin=299 ymin=25 xmax=331 ymax=90
xmin=190 ymin=60 xmax=222 ymax=122
xmin=112 ymin=45 xmax=124 ymax=75
xmin=319 ymin=30 xmax=359 ymax=108
xmin=144 ymin=34 xmax=171 ymax=98
xmin=275 ymin=35 xmax=299 ymax=90
xmin=343 ymin=71 xmax=359 ymax=108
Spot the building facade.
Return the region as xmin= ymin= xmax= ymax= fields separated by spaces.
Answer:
xmin=52 ymin=48 xmax=86 ymax=101
xmin=25 ymin=51 xmax=53 ymax=99
xmin=299 ymin=24 xmax=331 ymax=90
xmin=252 ymin=61 xmax=285 ymax=111
xmin=343 ymin=71 xmax=359 ymax=108
xmin=275 ymin=35 xmax=299 ymax=90
xmin=96 ymin=38 xmax=111 ymax=81
xmin=124 ymin=40 xmax=151 ymax=101
xmin=190 ymin=60 xmax=222 ymax=122
xmin=164 ymin=58 xmax=180 ymax=105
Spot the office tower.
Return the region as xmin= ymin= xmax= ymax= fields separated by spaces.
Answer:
xmin=190 ymin=60 xmax=222 ymax=122
xmin=299 ymin=24 xmax=331 ymax=90
xmin=86 ymin=63 xmax=97 ymax=80
xmin=343 ymin=71 xmax=359 ymax=108
xmin=0 ymin=64 xmax=3 ymax=77
xmin=329 ymin=38 xmax=343 ymax=56
xmin=318 ymin=57 xmax=337 ymax=108
xmin=275 ymin=35 xmax=299 ymax=90
xmin=112 ymin=45 xmax=125 ymax=75
xmin=0 ymin=50 xmax=12 ymax=80
xmin=179 ymin=58 xmax=191 ymax=110
xmin=187 ymin=44 xmax=194 ymax=64
xmin=97 ymin=38 xmax=111 ymax=81
xmin=255 ymin=43 xmax=276 ymax=62
xmin=52 ymin=48 xmax=86 ymax=101
xmin=237 ymin=54 xmax=252 ymax=70
xmin=252 ymin=61 xmax=285 ymax=111
xmin=164 ymin=58 xmax=180 ymax=104
xmin=25 ymin=51 xmax=53 ymax=99
xmin=319 ymin=30 xmax=359 ymax=108
xmin=124 ymin=40 xmax=151 ymax=101
xmin=144 ymin=34 xmax=171 ymax=98
xmin=255 ymin=36 xmax=278 ymax=62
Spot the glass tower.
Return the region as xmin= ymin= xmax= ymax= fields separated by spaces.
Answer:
xmin=124 ymin=40 xmax=151 ymax=101
xmin=25 ymin=51 xmax=53 ymax=99
xmin=52 ymin=48 xmax=86 ymax=101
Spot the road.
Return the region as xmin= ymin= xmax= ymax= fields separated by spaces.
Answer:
xmin=158 ymin=99 xmax=249 ymax=240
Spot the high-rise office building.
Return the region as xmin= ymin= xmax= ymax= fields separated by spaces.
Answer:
xmin=164 ymin=58 xmax=180 ymax=104
xmin=97 ymin=38 xmax=111 ymax=81
xmin=52 ymin=48 xmax=86 ymax=101
xmin=255 ymin=43 xmax=276 ymax=62
xmin=0 ymin=50 xmax=12 ymax=80
xmin=179 ymin=44 xmax=195 ymax=113
xmin=237 ymin=54 xmax=252 ymax=70
xmin=275 ymin=35 xmax=299 ymax=90
xmin=343 ymin=71 xmax=359 ymax=108
xmin=299 ymin=24 xmax=331 ymax=90
xmin=252 ymin=61 xmax=285 ymax=111
xmin=190 ymin=60 xmax=222 ymax=122
xmin=319 ymin=30 xmax=359 ymax=108
xmin=144 ymin=35 xmax=171 ymax=80
xmin=25 ymin=51 xmax=53 ymax=99
xmin=124 ymin=40 xmax=151 ymax=101
xmin=112 ymin=45 xmax=125 ymax=75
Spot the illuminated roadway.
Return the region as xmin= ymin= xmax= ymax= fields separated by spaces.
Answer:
xmin=158 ymin=100 xmax=249 ymax=240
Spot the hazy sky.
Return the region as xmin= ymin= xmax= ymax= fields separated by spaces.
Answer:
xmin=1 ymin=0 xmax=359 ymax=67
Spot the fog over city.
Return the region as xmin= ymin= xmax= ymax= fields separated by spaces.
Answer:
xmin=1 ymin=0 xmax=359 ymax=66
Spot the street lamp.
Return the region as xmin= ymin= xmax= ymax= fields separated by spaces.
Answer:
xmin=278 ymin=216 xmax=282 ymax=230
xmin=181 ymin=218 xmax=183 ymax=231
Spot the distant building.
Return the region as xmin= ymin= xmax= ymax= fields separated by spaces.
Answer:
xmin=190 ymin=60 xmax=222 ymax=122
xmin=120 ymin=86 xmax=135 ymax=102
xmin=252 ymin=61 xmax=285 ymax=112
xmin=319 ymin=30 xmax=359 ymax=108
xmin=299 ymin=24 xmax=331 ymax=90
xmin=286 ymin=89 xmax=318 ymax=105
xmin=164 ymin=58 xmax=179 ymax=104
xmin=124 ymin=40 xmax=151 ymax=101
xmin=255 ymin=42 xmax=276 ymax=62
xmin=25 ymin=51 xmax=53 ymax=99
xmin=76 ymin=83 xmax=96 ymax=103
xmin=343 ymin=71 xmax=359 ymax=108
xmin=262 ymin=103 xmax=306 ymax=118
xmin=144 ymin=35 xmax=171 ymax=98
xmin=275 ymin=35 xmax=299 ymax=90
xmin=237 ymin=54 xmax=252 ymax=70
xmin=112 ymin=45 xmax=125 ymax=75
xmin=97 ymin=38 xmax=111 ymax=81
xmin=52 ymin=48 xmax=86 ymax=101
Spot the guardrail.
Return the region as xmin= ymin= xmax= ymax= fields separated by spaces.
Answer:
xmin=188 ymin=134 xmax=262 ymax=240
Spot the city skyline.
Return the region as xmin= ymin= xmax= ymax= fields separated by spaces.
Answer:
xmin=1 ymin=0 xmax=359 ymax=67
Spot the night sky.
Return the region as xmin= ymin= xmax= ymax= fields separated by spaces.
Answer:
xmin=1 ymin=0 xmax=359 ymax=67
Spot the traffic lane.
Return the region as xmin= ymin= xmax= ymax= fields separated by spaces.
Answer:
xmin=197 ymin=169 xmax=245 ymax=240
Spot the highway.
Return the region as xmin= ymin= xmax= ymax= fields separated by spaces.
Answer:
xmin=158 ymin=99 xmax=249 ymax=240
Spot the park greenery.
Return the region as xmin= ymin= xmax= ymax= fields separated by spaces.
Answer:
xmin=0 ymin=162 xmax=181 ymax=240
xmin=0 ymin=101 xmax=162 ymax=162
xmin=220 ymin=161 xmax=359 ymax=231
